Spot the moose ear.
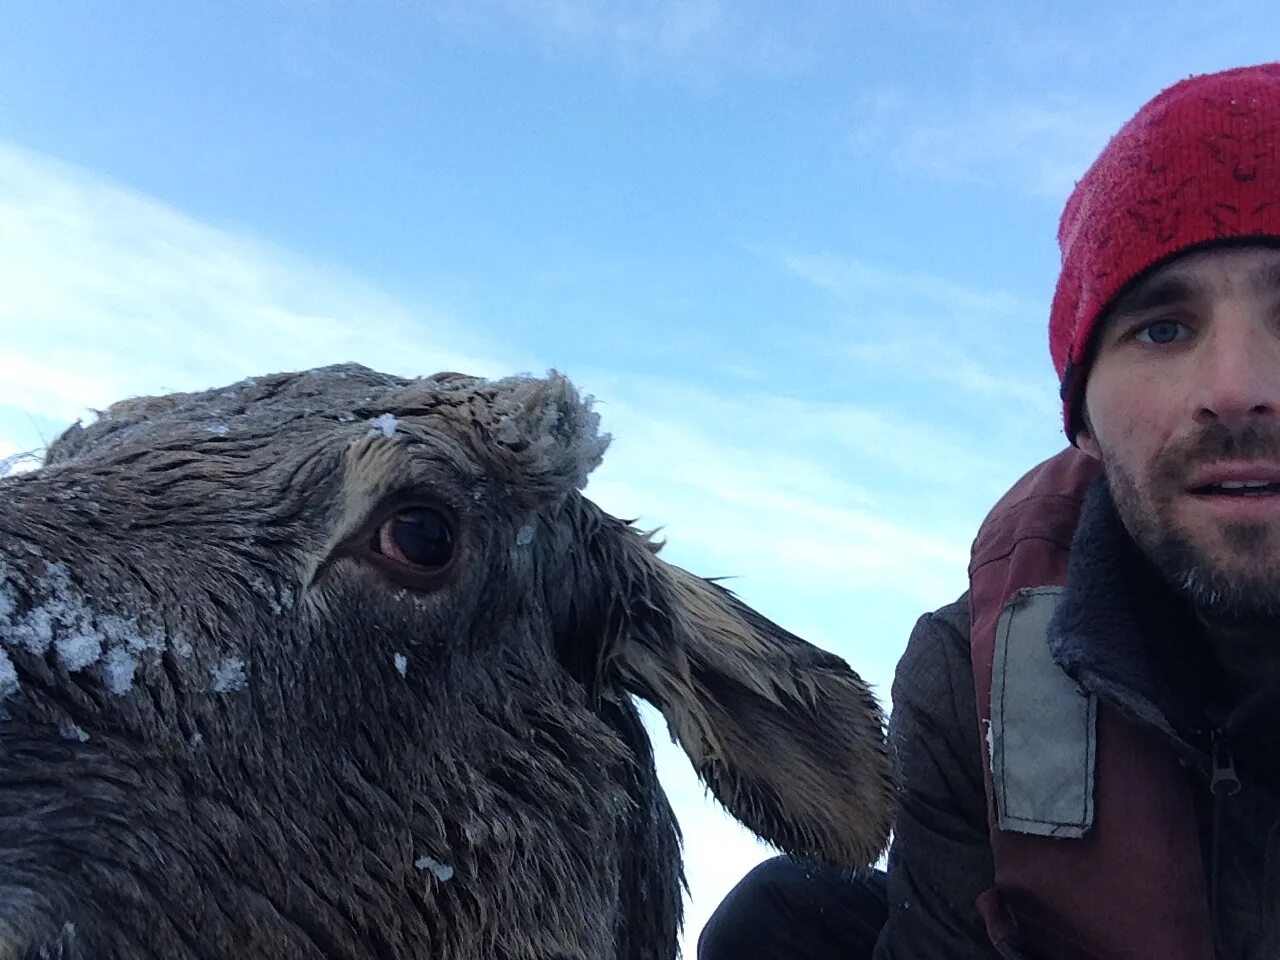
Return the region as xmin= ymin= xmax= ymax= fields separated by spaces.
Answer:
xmin=601 ymin=525 xmax=893 ymax=869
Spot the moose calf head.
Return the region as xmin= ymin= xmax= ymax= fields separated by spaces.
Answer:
xmin=0 ymin=365 xmax=890 ymax=959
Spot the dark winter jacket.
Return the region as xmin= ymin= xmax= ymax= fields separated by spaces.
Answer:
xmin=873 ymin=477 xmax=1280 ymax=959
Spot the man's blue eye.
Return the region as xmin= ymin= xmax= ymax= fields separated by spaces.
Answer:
xmin=1137 ymin=320 xmax=1188 ymax=344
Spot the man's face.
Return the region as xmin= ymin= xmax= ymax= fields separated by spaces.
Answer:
xmin=1078 ymin=245 xmax=1280 ymax=625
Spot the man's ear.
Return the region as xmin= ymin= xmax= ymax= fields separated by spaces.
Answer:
xmin=1074 ymin=401 xmax=1102 ymax=461
xmin=1075 ymin=428 xmax=1101 ymax=461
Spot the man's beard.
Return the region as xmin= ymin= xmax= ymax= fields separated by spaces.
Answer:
xmin=1104 ymin=421 xmax=1280 ymax=627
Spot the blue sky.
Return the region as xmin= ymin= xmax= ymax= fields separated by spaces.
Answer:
xmin=0 ymin=0 xmax=1275 ymax=947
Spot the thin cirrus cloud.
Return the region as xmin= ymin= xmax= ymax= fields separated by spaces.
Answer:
xmin=0 ymin=140 xmax=982 ymax=948
xmin=849 ymin=87 xmax=1123 ymax=199
xmin=893 ymin=100 xmax=1121 ymax=197
xmin=764 ymin=246 xmax=1065 ymax=431
xmin=843 ymin=337 xmax=1060 ymax=421
xmin=0 ymin=142 xmax=516 ymax=433
xmin=426 ymin=0 xmax=828 ymax=75
xmin=774 ymin=249 xmax=1029 ymax=318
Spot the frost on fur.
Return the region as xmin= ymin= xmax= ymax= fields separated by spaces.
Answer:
xmin=0 ymin=364 xmax=890 ymax=960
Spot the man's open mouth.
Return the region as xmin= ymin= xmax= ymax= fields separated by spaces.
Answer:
xmin=1191 ymin=480 xmax=1280 ymax=497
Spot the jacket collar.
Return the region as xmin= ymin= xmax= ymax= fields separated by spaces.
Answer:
xmin=1047 ymin=476 xmax=1217 ymax=754
xmin=1047 ymin=475 xmax=1280 ymax=789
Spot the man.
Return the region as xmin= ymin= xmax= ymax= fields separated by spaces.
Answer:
xmin=699 ymin=62 xmax=1280 ymax=959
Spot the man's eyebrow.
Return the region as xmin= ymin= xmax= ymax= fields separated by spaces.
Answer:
xmin=1246 ymin=261 xmax=1280 ymax=297
xmin=1107 ymin=274 xmax=1201 ymax=320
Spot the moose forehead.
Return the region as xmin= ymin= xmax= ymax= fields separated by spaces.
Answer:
xmin=42 ymin=364 xmax=611 ymax=501
xmin=0 ymin=365 xmax=611 ymax=700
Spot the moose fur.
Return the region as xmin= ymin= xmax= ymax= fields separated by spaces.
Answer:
xmin=0 ymin=365 xmax=891 ymax=959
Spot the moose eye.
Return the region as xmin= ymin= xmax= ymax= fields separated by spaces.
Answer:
xmin=372 ymin=507 xmax=455 ymax=571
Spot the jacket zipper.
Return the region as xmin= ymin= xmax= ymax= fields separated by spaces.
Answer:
xmin=1209 ymin=729 xmax=1241 ymax=956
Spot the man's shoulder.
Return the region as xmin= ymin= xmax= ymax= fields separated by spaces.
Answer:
xmin=892 ymin=592 xmax=978 ymax=717
xmin=925 ymin=593 xmax=971 ymax=642
xmin=905 ymin=593 xmax=973 ymax=665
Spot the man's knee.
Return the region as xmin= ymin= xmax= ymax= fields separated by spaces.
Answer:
xmin=698 ymin=857 xmax=799 ymax=960
xmin=698 ymin=857 xmax=888 ymax=960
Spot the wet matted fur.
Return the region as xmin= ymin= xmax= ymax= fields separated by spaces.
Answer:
xmin=0 ymin=365 xmax=891 ymax=959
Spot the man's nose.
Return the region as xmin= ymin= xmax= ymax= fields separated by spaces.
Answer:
xmin=1194 ymin=312 xmax=1280 ymax=425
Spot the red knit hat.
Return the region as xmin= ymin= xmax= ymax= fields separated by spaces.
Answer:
xmin=1052 ymin=62 xmax=1280 ymax=439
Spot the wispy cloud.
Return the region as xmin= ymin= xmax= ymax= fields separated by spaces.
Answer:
xmin=762 ymin=245 xmax=1065 ymax=454
xmin=886 ymin=97 xmax=1121 ymax=198
xmin=0 ymin=143 xmax=521 ymax=430
xmin=428 ymin=0 xmax=827 ymax=77
xmin=505 ymin=0 xmax=727 ymax=54
xmin=843 ymin=337 xmax=1060 ymax=421
xmin=763 ymin=238 xmax=1064 ymax=385
xmin=776 ymin=249 xmax=1028 ymax=317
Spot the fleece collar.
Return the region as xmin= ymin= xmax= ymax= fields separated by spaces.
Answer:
xmin=1047 ymin=475 xmax=1280 ymax=796
xmin=1046 ymin=477 xmax=1219 ymax=756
